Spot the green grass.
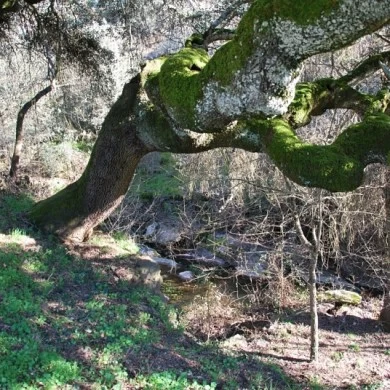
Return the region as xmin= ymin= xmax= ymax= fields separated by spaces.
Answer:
xmin=130 ymin=371 xmax=217 ymax=389
xmin=0 ymin=193 xmax=35 ymax=232
xmin=331 ymin=351 xmax=344 ymax=362
xmin=112 ymin=231 xmax=140 ymax=254
xmin=348 ymin=343 xmax=361 ymax=352
xmin=0 ymin=193 xmax=301 ymax=389
xmin=130 ymin=152 xmax=183 ymax=200
xmin=0 ymin=235 xmax=174 ymax=388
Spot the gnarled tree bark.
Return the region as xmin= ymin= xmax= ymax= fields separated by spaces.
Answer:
xmin=30 ymin=0 xmax=390 ymax=242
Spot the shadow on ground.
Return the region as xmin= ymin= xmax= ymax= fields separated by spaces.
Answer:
xmin=286 ymin=306 xmax=383 ymax=335
xmin=0 ymin=192 xmax=309 ymax=389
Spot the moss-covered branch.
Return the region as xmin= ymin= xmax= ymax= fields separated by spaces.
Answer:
xmin=247 ymin=114 xmax=390 ymax=192
xmin=286 ymin=79 xmax=390 ymax=127
xmin=153 ymin=0 xmax=390 ymax=131
xmin=339 ymin=51 xmax=390 ymax=85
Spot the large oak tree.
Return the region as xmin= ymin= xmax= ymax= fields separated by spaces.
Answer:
xmin=30 ymin=0 xmax=390 ymax=244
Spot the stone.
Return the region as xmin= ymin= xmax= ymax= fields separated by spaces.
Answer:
xmin=153 ymin=257 xmax=178 ymax=270
xmin=145 ymin=222 xmax=159 ymax=237
xmin=317 ymin=290 xmax=362 ymax=305
xmin=155 ymin=224 xmax=182 ymax=245
xmin=110 ymin=256 xmax=162 ymax=289
xmin=235 ymin=252 xmax=268 ymax=279
xmin=296 ymin=269 xmax=360 ymax=292
xmin=177 ymin=247 xmax=227 ymax=267
xmin=221 ymin=334 xmax=248 ymax=350
xmin=178 ymin=271 xmax=195 ymax=282
xmin=144 ymin=222 xmax=182 ymax=245
xmin=194 ymin=247 xmax=227 ymax=267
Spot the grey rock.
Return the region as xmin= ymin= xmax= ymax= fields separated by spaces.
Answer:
xmin=145 ymin=222 xmax=159 ymax=237
xmin=178 ymin=271 xmax=195 ymax=282
xmin=153 ymin=257 xmax=178 ymax=270
xmin=177 ymin=247 xmax=227 ymax=267
xmin=235 ymin=251 xmax=269 ymax=279
xmin=145 ymin=222 xmax=183 ymax=245
xmin=297 ymin=269 xmax=360 ymax=292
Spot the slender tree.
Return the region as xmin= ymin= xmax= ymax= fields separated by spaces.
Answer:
xmin=9 ymin=84 xmax=52 ymax=178
xmin=379 ymin=166 xmax=390 ymax=331
xmin=294 ymin=193 xmax=324 ymax=362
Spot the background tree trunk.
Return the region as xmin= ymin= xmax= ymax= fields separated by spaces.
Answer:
xmin=294 ymin=193 xmax=323 ymax=362
xmin=9 ymin=84 xmax=52 ymax=178
xmin=309 ymin=248 xmax=319 ymax=361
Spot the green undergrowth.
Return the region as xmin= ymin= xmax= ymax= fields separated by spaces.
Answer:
xmin=0 ymin=192 xmax=300 ymax=389
xmin=130 ymin=152 xmax=183 ymax=200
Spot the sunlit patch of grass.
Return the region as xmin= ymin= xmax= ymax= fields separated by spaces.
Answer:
xmin=10 ymin=227 xmax=27 ymax=238
xmin=348 ymin=342 xmax=361 ymax=352
xmin=112 ymin=231 xmax=140 ymax=254
xmin=309 ymin=375 xmax=326 ymax=390
xmin=331 ymin=351 xmax=344 ymax=362
xmin=89 ymin=232 xmax=140 ymax=257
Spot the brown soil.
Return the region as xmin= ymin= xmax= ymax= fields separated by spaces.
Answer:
xmin=180 ymin=285 xmax=390 ymax=389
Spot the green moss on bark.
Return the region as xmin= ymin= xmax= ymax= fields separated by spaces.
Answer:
xmin=202 ymin=0 xmax=340 ymax=87
xmin=334 ymin=113 xmax=390 ymax=162
xmin=158 ymin=48 xmax=209 ymax=128
xmin=251 ymin=0 xmax=340 ymax=25
xmin=152 ymin=0 xmax=344 ymax=124
xmin=263 ymin=119 xmax=363 ymax=191
xmin=29 ymin=176 xmax=87 ymax=239
xmin=246 ymin=113 xmax=390 ymax=192
xmin=287 ymin=82 xmax=328 ymax=126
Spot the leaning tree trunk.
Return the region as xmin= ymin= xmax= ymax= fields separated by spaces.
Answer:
xmin=10 ymin=85 xmax=52 ymax=178
xmin=30 ymin=75 xmax=150 ymax=241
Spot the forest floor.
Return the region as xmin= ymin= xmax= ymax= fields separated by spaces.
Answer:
xmin=176 ymin=281 xmax=390 ymax=389
xmin=0 ymin=182 xmax=389 ymax=389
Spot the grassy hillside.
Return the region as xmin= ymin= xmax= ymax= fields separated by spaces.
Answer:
xmin=0 ymin=192 xmax=296 ymax=389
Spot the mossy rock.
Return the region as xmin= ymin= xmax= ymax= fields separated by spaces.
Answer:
xmin=318 ymin=290 xmax=362 ymax=305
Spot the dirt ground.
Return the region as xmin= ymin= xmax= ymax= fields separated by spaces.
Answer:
xmin=65 ymin=237 xmax=390 ymax=389
xmin=179 ymin=283 xmax=390 ymax=389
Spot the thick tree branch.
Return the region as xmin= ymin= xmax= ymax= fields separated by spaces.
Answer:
xmin=153 ymin=0 xmax=390 ymax=131
xmin=339 ymin=51 xmax=390 ymax=85
xmin=252 ymin=114 xmax=390 ymax=191
xmin=286 ymin=79 xmax=390 ymax=127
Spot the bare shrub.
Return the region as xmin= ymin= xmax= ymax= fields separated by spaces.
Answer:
xmin=37 ymin=142 xmax=88 ymax=179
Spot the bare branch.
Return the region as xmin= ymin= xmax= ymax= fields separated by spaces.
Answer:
xmin=294 ymin=212 xmax=313 ymax=250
